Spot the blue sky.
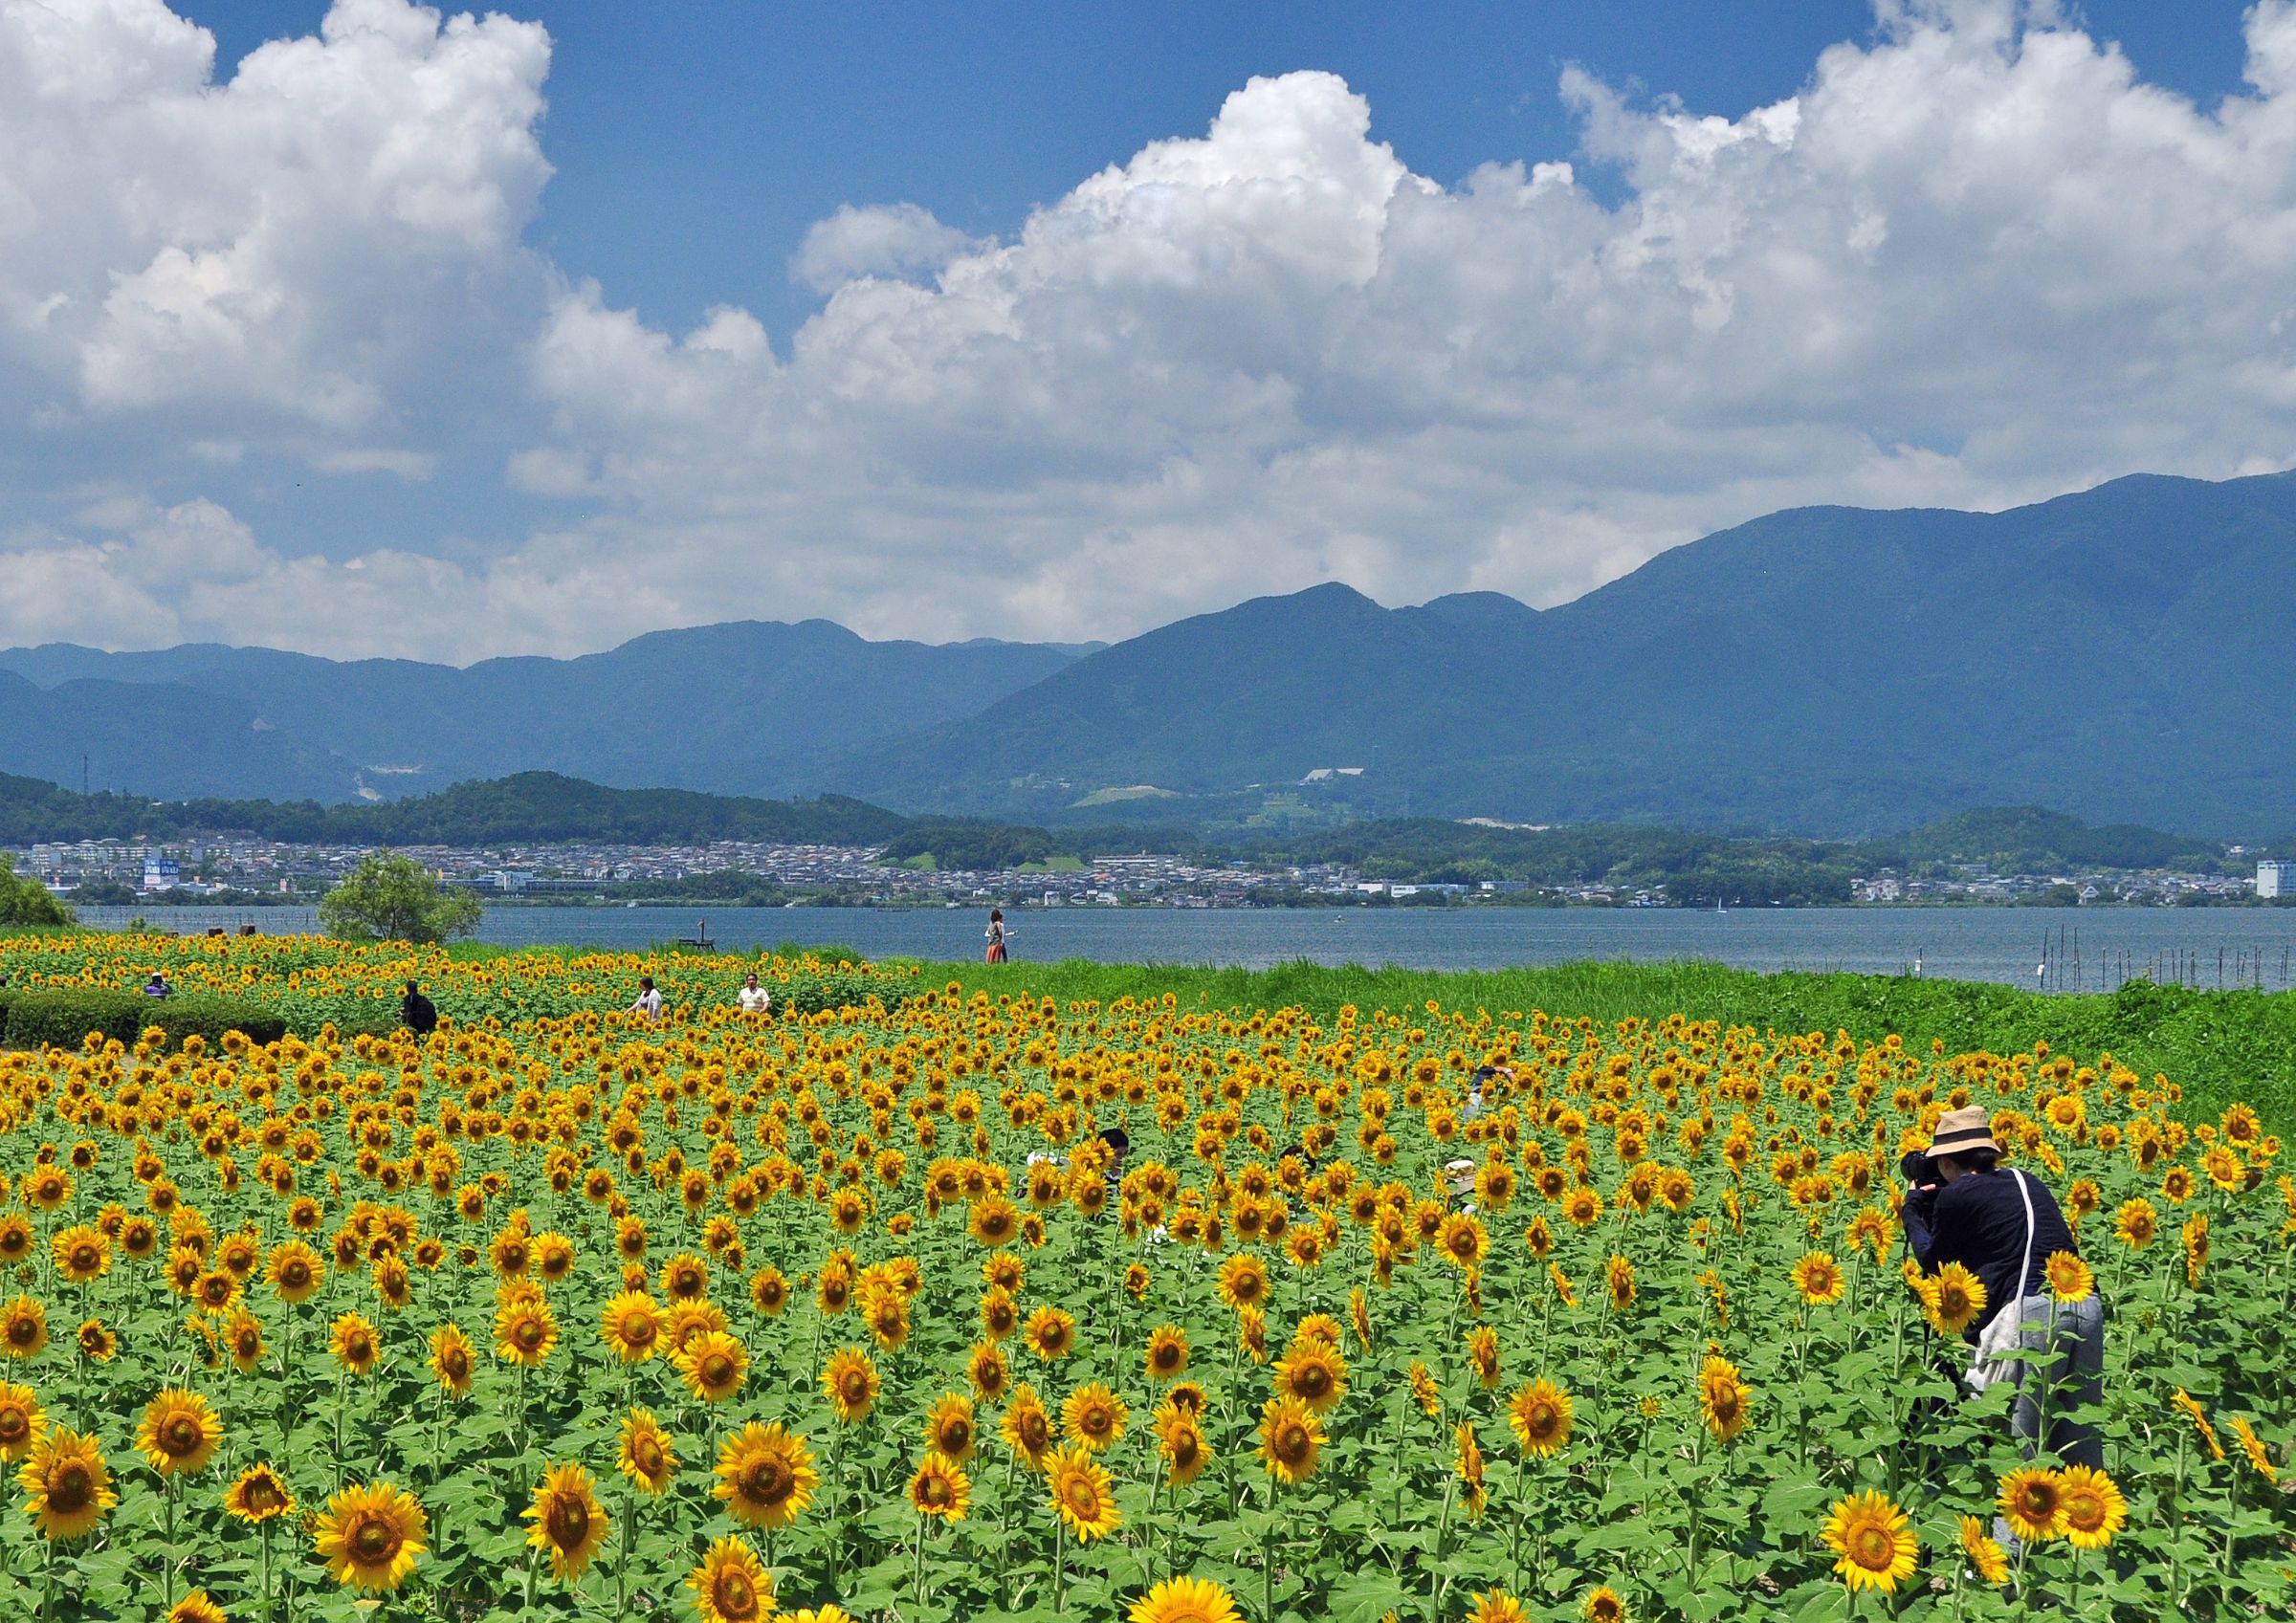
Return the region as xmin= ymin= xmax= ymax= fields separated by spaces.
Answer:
xmin=5 ymin=0 xmax=2293 ymax=661
xmin=179 ymin=0 xmax=2252 ymax=339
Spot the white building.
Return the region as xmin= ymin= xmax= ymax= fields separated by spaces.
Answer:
xmin=2261 ymin=860 xmax=2291 ymax=899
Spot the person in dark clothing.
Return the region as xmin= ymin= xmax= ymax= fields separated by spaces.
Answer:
xmin=401 ymin=980 xmax=439 ymax=1037
xmin=1903 ymin=1106 xmax=2105 ymax=1478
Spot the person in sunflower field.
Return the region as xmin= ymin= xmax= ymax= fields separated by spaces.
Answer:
xmin=1902 ymin=1106 xmax=2107 ymax=1479
xmin=983 ymin=908 xmax=1010 ymax=964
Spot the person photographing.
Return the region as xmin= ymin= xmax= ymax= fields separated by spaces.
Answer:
xmin=1902 ymin=1106 xmax=2106 ymax=1474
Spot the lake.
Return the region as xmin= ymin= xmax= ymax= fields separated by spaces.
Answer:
xmin=67 ymin=904 xmax=2296 ymax=991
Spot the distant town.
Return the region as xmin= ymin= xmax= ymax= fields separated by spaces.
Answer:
xmin=11 ymin=832 xmax=2293 ymax=911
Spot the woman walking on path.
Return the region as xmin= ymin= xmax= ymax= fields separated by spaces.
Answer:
xmin=983 ymin=908 xmax=1010 ymax=964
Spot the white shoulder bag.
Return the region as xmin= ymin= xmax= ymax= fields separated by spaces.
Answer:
xmin=1966 ymin=1169 xmax=2035 ymax=1395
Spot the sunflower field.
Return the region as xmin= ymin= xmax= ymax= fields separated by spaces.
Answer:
xmin=0 ymin=931 xmax=2289 ymax=1623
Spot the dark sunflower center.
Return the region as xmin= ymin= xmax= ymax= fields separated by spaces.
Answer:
xmin=8 ymin=1320 xmax=36 ymax=1346
xmin=702 ymin=1354 xmax=734 ymax=1386
xmin=163 ymin=1417 xmax=201 ymax=1455
xmin=546 ymin=1498 xmax=589 ymax=1546
xmin=1851 ymin=1526 xmax=1890 ymax=1567
xmin=715 ymin=1571 xmax=758 ymax=1619
xmin=52 ymin=1463 xmax=91 ymax=1510
xmin=1064 ymin=1480 xmax=1096 ymax=1515
xmin=635 ymin=1438 xmax=664 ymax=1474
xmin=744 ymin=1459 xmax=790 ymax=1502
xmin=352 ymin=1517 xmax=398 ymax=1562
xmin=1295 ymin=1368 xmax=1331 ymax=1398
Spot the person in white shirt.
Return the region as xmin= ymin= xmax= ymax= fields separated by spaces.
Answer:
xmin=736 ymin=973 xmax=772 ymax=1015
xmin=629 ymin=976 xmax=662 ymax=1024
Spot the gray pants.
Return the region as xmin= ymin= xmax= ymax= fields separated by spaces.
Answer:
xmin=2007 ymin=1293 xmax=2108 ymax=1471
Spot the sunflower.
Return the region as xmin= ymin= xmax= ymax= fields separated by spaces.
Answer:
xmin=1791 ymin=1251 xmax=1844 ymax=1306
xmin=1437 ymin=1212 xmax=1489 ymax=1269
xmin=1958 ymin=1514 xmax=2009 ymax=1585
xmin=673 ymin=1329 xmax=749 ymax=1404
xmin=909 ymin=1449 xmax=971 ymax=1521
xmin=2055 ymin=1465 xmax=2127 ymax=1550
xmin=1464 ymin=1323 xmax=1500 ymax=1388
xmin=1698 ymin=1355 xmax=1753 ymax=1444
xmin=616 ymin=1407 xmax=678 ymax=1497
xmin=1925 ymin=1263 xmax=1987 ymax=1335
xmin=1257 ymin=1394 xmax=1324 ymax=1486
xmin=598 ymin=1292 xmax=661 ymax=1364
xmin=1821 ymin=1490 xmax=1917 ymax=1594
xmin=688 ymin=1535 xmax=774 ymax=1623
xmin=1155 ymin=1407 xmax=1210 ymax=1486
xmin=0 ymin=1380 xmax=43 ymax=1460
xmin=1143 ymin=1325 xmax=1190 ymax=1384
xmin=2228 ymin=1415 xmax=2280 ymax=1485
xmin=1061 ymin=1382 xmax=1128 ymax=1453
xmin=51 ymin=1225 xmax=109 ymax=1285
xmin=749 ymin=1266 xmax=790 ymax=1317
xmin=1468 ymin=1591 xmax=1528 ymax=1623
xmin=266 ymin=1240 xmax=324 ymax=1305
xmin=924 ymin=1393 xmax=977 ymax=1462
xmin=2170 ymin=1388 xmax=2225 ymax=1460
xmin=429 ymin=1323 xmax=475 ymax=1396
xmin=714 ymin=1421 xmax=818 ymax=1529
xmin=1997 ymin=1467 xmax=2064 ymax=1544
xmin=1562 ymin=1188 xmax=1603 ymax=1229
xmin=2113 ymin=1197 xmax=2158 ymax=1250
xmin=167 ymin=1591 xmax=227 ymax=1623
xmin=139 ymin=1387 xmax=222 ymax=1478
xmin=1216 ymin=1254 xmax=1269 ymax=1311
xmin=1409 ymin=1361 xmax=1443 ymax=1419
xmin=1024 ymin=1305 xmax=1076 ymax=1361
xmin=1002 ymin=1385 xmax=1056 ymax=1471
xmin=819 ymin=1347 xmax=879 ymax=1423
xmin=78 ymin=1318 xmax=119 ymax=1364
xmin=1128 ymin=1576 xmax=1243 ymax=1623
xmin=493 ymin=1295 xmax=559 ymax=1368
xmin=15 ymin=1424 xmax=113 ymax=1541
xmin=1273 ymin=1340 xmax=1348 ymax=1415
xmin=1 ymin=1296 xmax=49 ymax=1360
xmin=1046 ymin=1443 xmax=1121 ymax=1541
xmin=2043 ymin=1250 xmax=2094 ymax=1304
xmin=966 ymin=1341 xmax=1009 ymax=1403
xmin=1507 ymin=1379 xmax=1573 ymax=1458
xmin=1580 ymin=1589 xmax=1627 ymax=1623
xmin=522 ymin=1461 xmax=609 ymax=1581
xmin=1603 ymin=1254 xmax=1637 ymax=1312
xmin=330 ymin=1311 xmax=380 ymax=1377
xmin=223 ymin=1461 xmax=296 ymax=1523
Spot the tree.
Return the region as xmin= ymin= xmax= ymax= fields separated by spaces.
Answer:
xmin=319 ymin=851 xmax=482 ymax=944
xmin=0 ymin=854 xmax=73 ymax=926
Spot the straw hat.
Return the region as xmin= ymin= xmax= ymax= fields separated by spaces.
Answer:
xmin=1926 ymin=1106 xmax=1999 ymax=1158
xmin=1443 ymin=1159 xmax=1477 ymax=1197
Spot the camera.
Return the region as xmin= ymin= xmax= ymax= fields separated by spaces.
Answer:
xmin=1900 ymin=1149 xmax=1938 ymax=1188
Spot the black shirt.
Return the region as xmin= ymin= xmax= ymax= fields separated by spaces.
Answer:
xmin=1903 ymin=1168 xmax=2079 ymax=1334
xmin=401 ymin=992 xmax=439 ymax=1036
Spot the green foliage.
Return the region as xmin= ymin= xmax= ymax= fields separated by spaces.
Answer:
xmin=0 ymin=852 xmax=71 ymax=925
xmin=319 ymin=851 xmax=484 ymax=944
xmin=0 ymin=987 xmax=287 ymax=1048
xmin=905 ymin=955 xmax=2296 ymax=1127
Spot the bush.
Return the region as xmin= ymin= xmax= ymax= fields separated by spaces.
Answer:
xmin=1 ymin=989 xmax=289 ymax=1051
xmin=781 ymin=970 xmax=913 ymax=1017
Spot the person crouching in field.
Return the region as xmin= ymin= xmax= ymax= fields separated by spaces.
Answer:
xmin=1903 ymin=1107 xmax=2107 ymax=1485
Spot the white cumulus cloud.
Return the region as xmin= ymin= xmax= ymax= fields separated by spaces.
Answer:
xmin=8 ymin=0 xmax=2296 ymax=661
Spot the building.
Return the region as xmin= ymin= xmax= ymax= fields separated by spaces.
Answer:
xmin=2261 ymin=860 xmax=2292 ymax=899
xmin=141 ymin=858 xmax=180 ymax=893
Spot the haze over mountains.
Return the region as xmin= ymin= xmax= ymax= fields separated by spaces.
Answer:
xmin=7 ymin=470 xmax=2294 ymax=838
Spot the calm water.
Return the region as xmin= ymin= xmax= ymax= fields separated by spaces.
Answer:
xmin=69 ymin=905 xmax=2296 ymax=990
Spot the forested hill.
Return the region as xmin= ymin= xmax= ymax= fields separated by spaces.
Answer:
xmin=0 ymin=771 xmax=910 ymax=848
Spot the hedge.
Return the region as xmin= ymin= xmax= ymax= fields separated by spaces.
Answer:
xmin=0 ymin=988 xmax=290 ymax=1051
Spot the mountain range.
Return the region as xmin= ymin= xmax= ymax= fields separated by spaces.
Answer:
xmin=7 ymin=469 xmax=2296 ymax=837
